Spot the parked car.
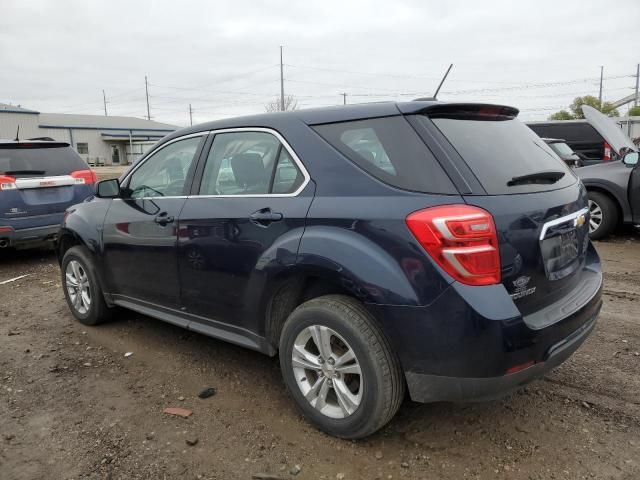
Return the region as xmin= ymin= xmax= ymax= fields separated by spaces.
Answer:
xmin=576 ymin=105 xmax=640 ymax=239
xmin=0 ymin=140 xmax=96 ymax=249
xmin=528 ymin=120 xmax=616 ymax=165
xmin=542 ymin=138 xmax=583 ymax=168
xmin=58 ymin=102 xmax=603 ymax=439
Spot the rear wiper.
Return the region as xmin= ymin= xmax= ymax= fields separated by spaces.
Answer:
xmin=3 ymin=170 xmax=46 ymax=176
xmin=507 ymin=170 xmax=565 ymax=187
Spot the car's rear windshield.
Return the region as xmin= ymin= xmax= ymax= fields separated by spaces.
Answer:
xmin=423 ymin=116 xmax=577 ymax=195
xmin=312 ymin=116 xmax=456 ymax=194
xmin=0 ymin=145 xmax=88 ymax=177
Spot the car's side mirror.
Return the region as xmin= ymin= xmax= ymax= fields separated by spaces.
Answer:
xmin=623 ymin=151 xmax=639 ymax=167
xmin=95 ymin=178 xmax=121 ymax=198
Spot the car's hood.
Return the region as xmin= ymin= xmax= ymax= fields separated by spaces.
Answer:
xmin=583 ymin=105 xmax=637 ymax=156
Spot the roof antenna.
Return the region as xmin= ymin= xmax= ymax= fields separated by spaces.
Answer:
xmin=433 ymin=63 xmax=454 ymax=99
xmin=14 ymin=125 xmax=20 ymax=141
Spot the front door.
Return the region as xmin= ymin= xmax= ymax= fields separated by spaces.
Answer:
xmin=629 ymin=161 xmax=640 ymax=223
xmin=177 ymin=130 xmax=313 ymax=334
xmin=102 ymin=135 xmax=205 ymax=308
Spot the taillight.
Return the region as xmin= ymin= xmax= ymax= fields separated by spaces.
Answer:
xmin=406 ymin=205 xmax=501 ymax=286
xmin=0 ymin=175 xmax=17 ymax=191
xmin=70 ymin=169 xmax=97 ymax=185
xmin=603 ymin=142 xmax=611 ymax=162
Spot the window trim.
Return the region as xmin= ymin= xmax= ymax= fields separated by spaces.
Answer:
xmin=120 ymin=128 xmax=310 ymax=200
xmin=193 ymin=127 xmax=310 ymax=198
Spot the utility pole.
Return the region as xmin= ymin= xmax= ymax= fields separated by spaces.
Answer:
xmin=102 ymin=90 xmax=108 ymax=116
xmin=635 ymin=63 xmax=639 ymax=108
xmin=598 ymin=66 xmax=604 ymax=109
xmin=279 ymin=46 xmax=285 ymax=112
xmin=341 ymin=93 xmax=347 ymax=105
xmin=145 ymin=75 xmax=151 ymax=120
xmin=189 ymin=104 xmax=193 ymax=126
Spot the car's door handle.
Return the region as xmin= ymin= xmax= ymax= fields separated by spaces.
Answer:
xmin=154 ymin=212 xmax=174 ymax=226
xmin=250 ymin=208 xmax=283 ymax=226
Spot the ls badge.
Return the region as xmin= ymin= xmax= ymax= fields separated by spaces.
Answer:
xmin=510 ymin=275 xmax=536 ymax=300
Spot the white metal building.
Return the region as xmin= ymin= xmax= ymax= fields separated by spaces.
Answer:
xmin=0 ymin=103 xmax=177 ymax=165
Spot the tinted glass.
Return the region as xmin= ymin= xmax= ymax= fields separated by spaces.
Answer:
xmin=548 ymin=142 xmax=575 ymax=156
xmin=272 ymin=148 xmax=304 ymax=194
xmin=127 ymin=136 xmax=202 ymax=198
xmin=0 ymin=145 xmax=88 ymax=177
xmin=428 ymin=116 xmax=576 ymax=194
xmin=199 ymin=131 xmax=288 ymax=195
xmin=313 ymin=117 xmax=455 ymax=194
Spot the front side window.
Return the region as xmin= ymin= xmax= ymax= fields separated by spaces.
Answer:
xmin=199 ymin=131 xmax=304 ymax=196
xmin=126 ymin=136 xmax=202 ymax=198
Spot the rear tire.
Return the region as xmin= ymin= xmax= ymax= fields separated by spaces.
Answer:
xmin=588 ymin=191 xmax=618 ymax=240
xmin=61 ymin=245 xmax=112 ymax=326
xmin=279 ymin=295 xmax=404 ymax=439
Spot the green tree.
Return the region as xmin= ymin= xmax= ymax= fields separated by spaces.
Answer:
xmin=549 ymin=110 xmax=574 ymax=120
xmin=569 ymin=95 xmax=619 ymax=118
xmin=548 ymin=95 xmax=620 ymax=120
xmin=629 ymin=105 xmax=640 ymax=116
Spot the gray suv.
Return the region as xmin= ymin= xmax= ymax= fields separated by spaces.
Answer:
xmin=577 ymin=106 xmax=640 ymax=239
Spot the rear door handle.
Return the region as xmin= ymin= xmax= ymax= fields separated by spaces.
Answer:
xmin=250 ymin=208 xmax=283 ymax=226
xmin=154 ymin=212 xmax=174 ymax=226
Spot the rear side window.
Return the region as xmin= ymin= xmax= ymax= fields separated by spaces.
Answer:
xmin=425 ymin=116 xmax=577 ymax=195
xmin=0 ymin=145 xmax=88 ymax=177
xmin=312 ymin=117 xmax=456 ymax=194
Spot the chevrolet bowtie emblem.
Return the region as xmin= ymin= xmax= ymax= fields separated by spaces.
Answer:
xmin=575 ymin=214 xmax=586 ymax=228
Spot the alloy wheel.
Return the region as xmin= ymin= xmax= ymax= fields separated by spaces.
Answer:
xmin=291 ymin=325 xmax=363 ymax=419
xmin=588 ymin=199 xmax=603 ymax=234
xmin=65 ymin=260 xmax=91 ymax=315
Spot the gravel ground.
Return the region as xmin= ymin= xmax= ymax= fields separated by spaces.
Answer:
xmin=1 ymin=231 xmax=639 ymax=480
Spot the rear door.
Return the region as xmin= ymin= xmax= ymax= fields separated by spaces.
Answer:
xmin=177 ymin=129 xmax=313 ymax=335
xmin=101 ymin=134 xmax=205 ymax=309
xmin=0 ymin=143 xmax=94 ymax=231
xmin=415 ymin=107 xmax=594 ymax=325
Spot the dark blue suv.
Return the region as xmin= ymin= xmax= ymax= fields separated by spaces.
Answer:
xmin=1 ymin=140 xmax=96 ymax=249
xmin=57 ymin=102 xmax=603 ymax=439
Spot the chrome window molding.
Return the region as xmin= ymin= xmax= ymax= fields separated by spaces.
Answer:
xmin=119 ymin=127 xmax=311 ymax=200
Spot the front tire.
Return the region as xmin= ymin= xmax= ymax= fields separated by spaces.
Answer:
xmin=61 ymin=245 xmax=112 ymax=326
xmin=588 ymin=191 xmax=618 ymax=240
xmin=279 ymin=295 xmax=404 ymax=439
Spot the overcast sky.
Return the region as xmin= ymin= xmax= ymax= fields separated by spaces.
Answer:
xmin=1 ymin=0 xmax=638 ymax=127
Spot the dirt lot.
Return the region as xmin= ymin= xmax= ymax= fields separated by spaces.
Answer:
xmin=1 ymin=230 xmax=639 ymax=480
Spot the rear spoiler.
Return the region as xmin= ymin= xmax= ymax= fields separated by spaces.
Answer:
xmin=398 ymin=102 xmax=519 ymax=120
xmin=0 ymin=141 xmax=70 ymax=149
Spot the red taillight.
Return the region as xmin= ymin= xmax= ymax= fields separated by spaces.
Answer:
xmin=70 ymin=169 xmax=97 ymax=185
xmin=406 ymin=205 xmax=501 ymax=286
xmin=0 ymin=175 xmax=17 ymax=191
xmin=505 ymin=360 xmax=536 ymax=375
xmin=603 ymin=142 xmax=611 ymax=162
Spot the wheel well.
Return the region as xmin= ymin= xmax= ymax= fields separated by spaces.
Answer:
xmin=587 ymin=187 xmax=622 ymax=221
xmin=265 ymin=275 xmax=353 ymax=349
xmin=57 ymin=233 xmax=81 ymax=264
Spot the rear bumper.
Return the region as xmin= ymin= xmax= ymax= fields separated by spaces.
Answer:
xmin=405 ymin=303 xmax=599 ymax=402
xmin=0 ymin=224 xmax=60 ymax=247
xmin=368 ymin=246 xmax=603 ymax=403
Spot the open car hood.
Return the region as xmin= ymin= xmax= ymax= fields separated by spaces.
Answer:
xmin=582 ymin=105 xmax=637 ymax=156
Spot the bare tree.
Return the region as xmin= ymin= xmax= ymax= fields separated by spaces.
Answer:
xmin=265 ymin=95 xmax=298 ymax=112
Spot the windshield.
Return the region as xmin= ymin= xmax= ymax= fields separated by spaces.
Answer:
xmin=548 ymin=142 xmax=576 ymax=157
xmin=425 ymin=116 xmax=576 ymax=195
xmin=0 ymin=145 xmax=88 ymax=177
